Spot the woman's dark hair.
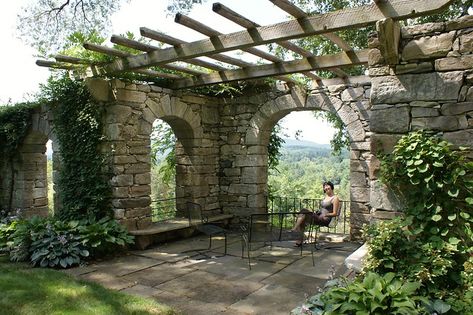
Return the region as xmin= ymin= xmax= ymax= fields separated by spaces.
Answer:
xmin=323 ymin=181 xmax=334 ymax=191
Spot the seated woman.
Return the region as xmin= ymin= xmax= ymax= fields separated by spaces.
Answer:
xmin=292 ymin=181 xmax=340 ymax=247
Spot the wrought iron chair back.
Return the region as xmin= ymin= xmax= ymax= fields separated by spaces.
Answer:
xmin=186 ymin=201 xmax=227 ymax=255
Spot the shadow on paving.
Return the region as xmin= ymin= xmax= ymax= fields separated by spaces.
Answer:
xmin=64 ymin=233 xmax=362 ymax=315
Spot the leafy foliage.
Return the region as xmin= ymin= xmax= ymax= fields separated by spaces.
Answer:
xmin=39 ymin=75 xmax=112 ymax=221
xmin=0 ymin=103 xmax=39 ymax=158
xmin=269 ymin=144 xmax=349 ymax=200
xmin=17 ymin=0 xmax=127 ymax=56
xmin=1 ymin=216 xmax=133 ymax=268
xmin=321 ymin=272 xmax=426 ymax=314
xmin=151 ymin=120 xmax=176 ymax=186
xmin=268 ymin=123 xmax=286 ymax=171
xmin=313 ymin=111 xmax=350 ymax=156
xmin=364 ymin=131 xmax=473 ymax=312
xmin=293 ymin=272 xmax=427 ymax=315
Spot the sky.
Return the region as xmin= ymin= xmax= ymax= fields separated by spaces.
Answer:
xmin=0 ymin=0 xmax=335 ymax=144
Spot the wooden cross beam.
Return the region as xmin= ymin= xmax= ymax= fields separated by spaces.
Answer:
xmin=140 ymin=27 xmax=296 ymax=84
xmin=82 ymin=42 xmax=204 ymax=76
xmin=171 ymin=49 xmax=369 ymax=89
xmin=140 ymin=27 xmax=251 ymax=68
xmin=212 ymin=2 xmax=323 ymax=80
xmin=269 ymin=0 xmax=353 ymax=52
xmin=110 ymin=35 xmax=227 ymax=71
xmin=104 ymin=0 xmax=452 ymax=74
xmin=174 ymin=13 xmax=284 ymax=63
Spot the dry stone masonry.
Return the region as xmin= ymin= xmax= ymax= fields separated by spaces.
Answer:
xmin=2 ymin=15 xmax=472 ymax=239
xmin=368 ymin=16 xmax=473 ymax=221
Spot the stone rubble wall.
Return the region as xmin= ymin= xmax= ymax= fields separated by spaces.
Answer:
xmin=86 ymin=79 xmax=221 ymax=230
xmin=5 ymin=16 xmax=472 ymax=239
xmin=217 ymin=81 xmax=372 ymax=238
xmin=0 ymin=105 xmax=57 ymax=217
xmin=368 ymin=16 xmax=473 ymax=220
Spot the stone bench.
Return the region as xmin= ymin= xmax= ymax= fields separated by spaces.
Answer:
xmin=130 ymin=213 xmax=234 ymax=250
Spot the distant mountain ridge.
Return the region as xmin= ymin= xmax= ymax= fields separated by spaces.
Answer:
xmin=282 ymin=138 xmax=331 ymax=149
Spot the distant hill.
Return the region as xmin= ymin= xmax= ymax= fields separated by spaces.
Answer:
xmin=281 ymin=138 xmax=348 ymax=159
xmin=282 ymin=138 xmax=331 ymax=149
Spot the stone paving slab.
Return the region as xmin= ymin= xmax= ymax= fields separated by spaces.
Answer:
xmin=79 ymin=271 xmax=137 ymax=290
xmin=227 ymin=283 xmax=307 ymax=315
xmin=151 ymin=289 xmax=229 ymax=315
xmin=121 ymin=263 xmax=196 ymax=287
xmin=122 ymin=284 xmax=162 ymax=298
xmin=67 ymin=234 xmax=360 ymax=315
xmin=154 ymin=269 xmax=224 ymax=295
xmin=261 ymin=267 xmax=327 ymax=296
xmin=89 ymin=254 xmax=165 ymax=277
xmin=191 ymin=254 xmax=288 ymax=283
xmin=285 ymin=249 xmax=350 ymax=280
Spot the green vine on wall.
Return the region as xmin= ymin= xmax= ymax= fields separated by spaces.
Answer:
xmin=0 ymin=103 xmax=39 ymax=158
xmin=39 ymin=75 xmax=111 ymax=221
xmin=0 ymin=102 xmax=40 ymax=212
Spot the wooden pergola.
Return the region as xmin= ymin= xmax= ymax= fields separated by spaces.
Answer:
xmin=36 ymin=0 xmax=453 ymax=89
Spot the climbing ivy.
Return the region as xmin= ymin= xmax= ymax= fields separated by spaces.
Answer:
xmin=364 ymin=130 xmax=473 ymax=310
xmin=0 ymin=103 xmax=39 ymax=159
xmin=0 ymin=103 xmax=40 ymax=212
xmin=39 ymin=75 xmax=111 ymax=221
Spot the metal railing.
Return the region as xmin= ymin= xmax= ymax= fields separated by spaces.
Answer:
xmin=150 ymin=197 xmax=181 ymax=222
xmin=267 ymin=196 xmax=350 ymax=235
xmin=150 ymin=196 xmax=350 ymax=235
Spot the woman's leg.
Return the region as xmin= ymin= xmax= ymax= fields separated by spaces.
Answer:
xmin=293 ymin=208 xmax=312 ymax=245
xmin=293 ymin=208 xmax=312 ymax=232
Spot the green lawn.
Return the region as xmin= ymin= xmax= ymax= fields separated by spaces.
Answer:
xmin=0 ymin=255 xmax=178 ymax=315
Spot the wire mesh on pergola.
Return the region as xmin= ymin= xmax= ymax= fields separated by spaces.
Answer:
xmin=36 ymin=0 xmax=453 ymax=90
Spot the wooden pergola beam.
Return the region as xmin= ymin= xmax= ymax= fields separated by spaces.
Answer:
xmin=83 ymin=42 xmax=205 ymax=76
xmin=174 ymin=13 xmax=296 ymax=83
xmin=174 ymin=13 xmax=283 ymax=63
xmin=105 ymin=0 xmax=451 ymax=73
xmin=140 ymin=27 xmax=295 ymax=84
xmin=140 ymin=27 xmax=251 ymax=68
xmin=36 ymin=60 xmax=77 ymax=70
xmin=212 ymin=2 xmax=324 ymax=80
xmin=81 ymin=43 xmax=181 ymax=79
xmin=110 ymin=35 xmax=227 ymax=72
xmin=171 ymin=49 xmax=369 ymax=89
xmin=269 ymin=0 xmax=353 ymax=52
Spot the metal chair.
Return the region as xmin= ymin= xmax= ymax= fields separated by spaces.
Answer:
xmin=241 ymin=212 xmax=304 ymax=269
xmin=186 ymin=201 xmax=227 ymax=255
xmin=308 ymin=203 xmax=343 ymax=266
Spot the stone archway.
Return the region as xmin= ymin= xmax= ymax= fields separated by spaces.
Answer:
xmin=3 ymin=106 xmax=59 ymax=218
xmin=243 ymin=85 xmax=372 ymax=238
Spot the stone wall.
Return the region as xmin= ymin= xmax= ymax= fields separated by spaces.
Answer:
xmin=87 ymin=78 xmax=373 ymax=236
xmin=215 ymin=81 xmax=373 ymax=237
xmin=368 ymin=16 xmax=473 ymax=220
xmin=0 ymin=105 xmax=57 ymax=217
xmin=5 ymin=16 xmax=472 ymax=239
xmin=86 ymin=79 xmax=222 ymax=230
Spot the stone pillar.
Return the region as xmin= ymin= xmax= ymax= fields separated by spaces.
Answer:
xmin=368 ymin=15 xmax=473 ymax=222
xmin=11 ymin=132 xmax=50 ymax=218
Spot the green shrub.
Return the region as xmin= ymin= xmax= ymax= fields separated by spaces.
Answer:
xmin=372 ymin=131 xmax=473 ymax=295
xmin=78 ymin=216 xmax=134 ymax=256
xmin=29 ymin=220 xmax=89 ymax=268
xmin=292 ymin=272 xmax=427 ymax=315
xmin=1 ymin=216 xmax=134 ymax=268
xmin=321 ymin=272 xmax=426 ymax=314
